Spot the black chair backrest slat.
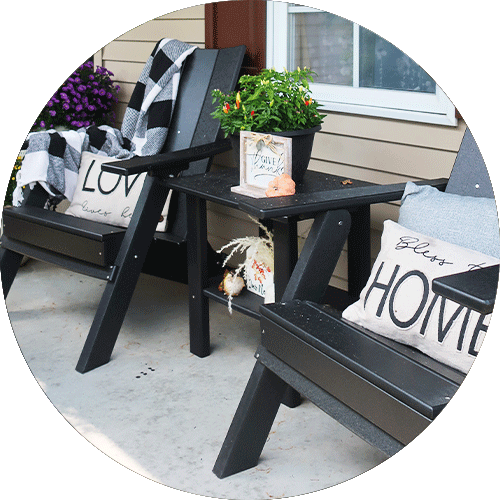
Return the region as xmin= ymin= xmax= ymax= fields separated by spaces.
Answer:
xmin=167 ymin=46 xmax=245 ymax=239
xmin=186 ymin=45 xmax=247 ymax=175
xmin=161 ymin=49 xmax=219 ymax=157
xmin=446 ymin=128 xmax=494 ymax=199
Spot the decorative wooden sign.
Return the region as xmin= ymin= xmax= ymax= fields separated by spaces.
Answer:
xmin=231 ymin=131 xmax=292 ymax=198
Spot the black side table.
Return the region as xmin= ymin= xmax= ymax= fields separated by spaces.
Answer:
xmin=164 ymin=166 xmax=447 ymax=357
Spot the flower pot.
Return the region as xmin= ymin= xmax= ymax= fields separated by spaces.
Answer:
xmin=272 ymin=125 xmax=321 ymax=183
xmin=230 ymin=125 xmax=321 ymax=184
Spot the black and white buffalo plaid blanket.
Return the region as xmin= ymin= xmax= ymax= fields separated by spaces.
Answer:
xmin=13 ymin=39 xmax=196 ymax=206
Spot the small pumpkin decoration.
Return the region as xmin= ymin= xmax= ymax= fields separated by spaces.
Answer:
xmin=219 ymin=269 xmax=245 ymax=298
xmin=265 ymin=173 xmax=296 ymax=198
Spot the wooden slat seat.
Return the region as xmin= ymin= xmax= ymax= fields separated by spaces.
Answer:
xmin=2 ymin=204 xmax=190 ymax=264
xmin=261 ymin=300 xmax=463 ymax=438
xmin=3 ymin=205 xmax=126 ymax=267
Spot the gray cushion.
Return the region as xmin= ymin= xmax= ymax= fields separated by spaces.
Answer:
xmin=398 ymin=182 xmax=500 ymax=258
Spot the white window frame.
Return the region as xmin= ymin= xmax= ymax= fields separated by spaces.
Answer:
xmin=267 ymin=2 xmax=457 ymax=126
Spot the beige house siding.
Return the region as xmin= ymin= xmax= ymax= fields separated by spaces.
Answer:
xmin=311 ymin=115 xmax=465 ymax=289
xmin=95 ymin=9 xmax=467 ymax=291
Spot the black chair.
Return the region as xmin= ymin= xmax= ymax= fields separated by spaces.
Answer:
xmin=213 ymin=128 xmax=498 ymax=478
xmin=0 ymin=45 xmax=245 ymax=373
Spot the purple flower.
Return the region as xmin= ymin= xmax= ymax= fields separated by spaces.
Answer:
xmin=31 ymin=61 xmax=119 ymax=132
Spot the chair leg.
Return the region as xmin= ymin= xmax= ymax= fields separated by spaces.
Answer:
xmin=213 ymin=360 xmax=289 ymax=479
xmin=186 ymin=194 xmax=211 ymax=357
xmin=0 ymin=248 xmax=24 ymax=299
xmin=75 ymin=175 xmax=169 ymax=373
xmin=282 ymin=385 xmax=302 ymax=408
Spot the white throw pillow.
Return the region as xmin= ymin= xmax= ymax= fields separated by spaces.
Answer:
xmin=342 ymin=220 xmax=499 ymax=373
xmin=66 ymin=152 xmax=171 ymax=231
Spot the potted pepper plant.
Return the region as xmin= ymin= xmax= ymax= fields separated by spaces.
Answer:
xmin=212 ymin=67 xmax=325 ymax=183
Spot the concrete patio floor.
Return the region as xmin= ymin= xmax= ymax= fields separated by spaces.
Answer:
xmin=2 ymin=257 xmax=498 ymax=499
xmin=3 ymin=258 xmax=389 ymax=499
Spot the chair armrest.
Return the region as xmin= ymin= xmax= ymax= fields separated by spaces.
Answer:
xmin=101 ymin=139 xmax=232 ymax=176
xmin=432 ymin=265 xmax=498 ymax=314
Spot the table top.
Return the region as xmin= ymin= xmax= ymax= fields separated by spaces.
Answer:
xmin=164 ymin=166 xmax=447 ymax=219
xmin=432 ymin=265 xmax=498 ymax=315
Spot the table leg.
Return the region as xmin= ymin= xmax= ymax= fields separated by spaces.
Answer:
xmin=270 ymin=216 xmax=301 ymax=407
xmin=272 ymin=216 xmax=298 ymax=301
xmin=186 ymin=194 xmax=210 ymax=357
xmin=348 ymin=205 xmax=371 ymax=299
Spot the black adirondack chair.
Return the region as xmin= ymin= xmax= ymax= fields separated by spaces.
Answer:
xmin=213 ymin=128 xmax=498 ymax=478
xmin=0 ymin=45 xmax=246 ymax=373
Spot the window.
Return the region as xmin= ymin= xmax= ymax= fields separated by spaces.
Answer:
xmin=267 ymin=2 xmax=457 ymax=126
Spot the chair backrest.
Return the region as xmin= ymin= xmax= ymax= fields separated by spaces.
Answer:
xmin=446 ymin=128 xmax=494 ymax=199
xmin=163 ymin=46 xmax=245 ymax=239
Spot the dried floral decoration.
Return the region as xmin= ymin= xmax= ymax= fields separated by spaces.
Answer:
xmin=217 ymin=217 xmax=274 ymax=313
